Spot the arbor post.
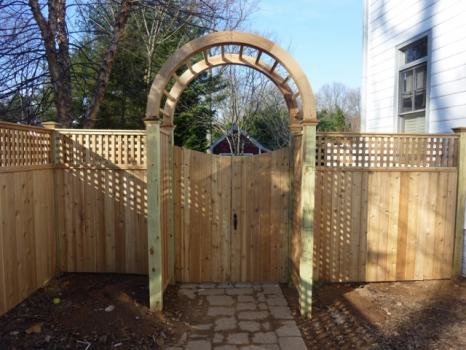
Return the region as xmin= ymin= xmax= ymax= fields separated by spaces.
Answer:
xmin=162 ymin=123 xmax=176 ymax=283
xmin=299 ymin=121 xmax=317 ymax=318
xmin=145 ymin=118 xmax=163 ymax=310
xmin=289 ymin=125 xmax=303 ymax=290
xmin=453 ymin=127 xmax=466 ymax=276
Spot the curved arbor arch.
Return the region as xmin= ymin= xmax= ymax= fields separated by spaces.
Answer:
xmin=145 ymin=31 xmax=317 ymax=318
xmin=146 ymin=31 xmax=316 ymax=126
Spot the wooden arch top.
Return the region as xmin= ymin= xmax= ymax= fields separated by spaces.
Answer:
xmin=146 ymin=31 xmax=317 ymax=127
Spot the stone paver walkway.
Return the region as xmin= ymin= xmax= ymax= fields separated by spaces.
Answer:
xmin=167 ymin=283 xmax=307 ymax=350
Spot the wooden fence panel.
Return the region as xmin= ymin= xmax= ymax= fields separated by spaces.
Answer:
xmin=174 ymin=147 xmax=231 ymax=282
xmin=173 ymin=147 xmax=290 ymax=283
xmin=313 ymin=170 xmax=458 ymax=282
xmin=0 ymin=122 xmax=56 ymax=316
xmin=55 ymin=130 xmax=151 ymax=276
xmin=0 ymin=123 xmax=462 ymax=317
xmin=56 ymin=168 xmax=148 ymax=274
xmin=55 ymin=129 xmax=172 ymax=288
xmin=232 ymin=148 xmax=290 ymax=282
xmin=312 ymin=133 xmax=459 ymax=282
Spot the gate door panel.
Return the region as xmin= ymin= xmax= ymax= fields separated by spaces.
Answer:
xmin=174 ymin=148 xmax=232 ymax=282
xmin=174 ymin=146 xmax=290 ymax=283
xmin=230 ymin=150 xmax=290 ymax=282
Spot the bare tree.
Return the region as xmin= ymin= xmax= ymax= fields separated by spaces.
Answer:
xmin=209 ymin=65 xmax=289 ymax=154
xmin=0 ymin=0 xmax=254 ymax=127
xmin=83 ymin=0 xmax=135 ymax=127
xmin=0 ymin=0 xmax=52 ymax=123
xmin=132 ymin=0 xmax=252 ymax=86
xmin=28 ymin=0 xmax=74 ymax=126
xmin=0 ymin=0 xmax=135 ymax=126
xmin=316 ymin=82 xmax=361 ymax=131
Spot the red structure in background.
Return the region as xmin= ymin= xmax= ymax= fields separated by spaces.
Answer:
xmin=209 ymin=124 xmax=270 ymax=155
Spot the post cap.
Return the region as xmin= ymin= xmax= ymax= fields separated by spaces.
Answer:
xmin=290 ymin=124 xmax=303 ymax=136
xmin=42 ymin=121 xmax=62 ymax=130
xmin=301 ymin=120 xmax=318 ymax=127
xmin=161 ymin=122 xmax=175 ymax=130
xmin=144 ymin=118 xmax=163 ymax=128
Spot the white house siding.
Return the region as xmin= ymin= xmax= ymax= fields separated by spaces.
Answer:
xmin=362 ymin=0 xmax=466 ymax=133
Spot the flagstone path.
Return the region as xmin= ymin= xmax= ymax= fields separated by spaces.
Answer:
xmin=166 ymin=283 xmax=307 ymax=350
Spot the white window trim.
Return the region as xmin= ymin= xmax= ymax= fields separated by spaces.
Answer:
xmin=393 ymin=30 xmax=432 ymax=133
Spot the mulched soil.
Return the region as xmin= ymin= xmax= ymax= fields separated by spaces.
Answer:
xmin=0 ymin=274 xmax=180 ymax=349
xmin=282 ymin=278 xmax=466 ymax=349
xmin=0 ymin=273 xmax=465 ymax=349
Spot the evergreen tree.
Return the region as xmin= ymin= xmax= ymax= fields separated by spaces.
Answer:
xmin=243 ymin=106 xmax=289 ymax=150
xmin=69 ymin=4 xmax=227 ymax=148
xmin=317 ymin=107 xmax=349 ymax=132
xmin=174 ymin=72 xmax=226 ymax=152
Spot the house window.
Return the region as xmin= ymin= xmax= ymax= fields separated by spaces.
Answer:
xmin=401 ymin=36 xmax=428 ymax=64
xmin=398 ymin=36 xmax=428 ymax=132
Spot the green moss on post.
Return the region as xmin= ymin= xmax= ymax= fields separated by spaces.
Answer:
xmin=145 ymin=119 xmax=163 ymax=310
xmin=299 ymin=121 xmax=317 ymax=318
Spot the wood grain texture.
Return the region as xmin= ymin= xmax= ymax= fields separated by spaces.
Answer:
xmin=290 ymin=133 xmax=303 ymax=290
xmin=299 ymin=124 xmax=317 ymax=318
xmin=313 ymin=169 xmax=457 ymax=282
xmin=55 ymin=129 xmax=171 ymax=293
xmin=308 ymin=133 xmax=459 ymax=283
xmin=0 ymin=169 xmax=56 ymax=316
xmin=453 ymin=128 xmax=466 ymax=276
xmin=146 ymin=121 xmax=163 ymax=310
xmin=173 ymin=147 xmax=290 ymax=283
xmin=56 ymin=167 xmax=148 ymax=273
xmin=145 ymin=31 xmax=316 ymax=127
xmin=0 ymin=123 xmax=461 ymax=318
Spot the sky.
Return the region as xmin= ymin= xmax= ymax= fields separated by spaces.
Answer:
xmin=247 ymin=0 xmax=363 ymax=92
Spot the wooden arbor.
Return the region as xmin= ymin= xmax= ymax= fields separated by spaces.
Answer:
xmin=145 ymin=31 xmax=318 ymax=317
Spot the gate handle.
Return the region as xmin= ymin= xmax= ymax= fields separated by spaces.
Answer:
xmin=233 ymin=213 xmax=238 ymax=231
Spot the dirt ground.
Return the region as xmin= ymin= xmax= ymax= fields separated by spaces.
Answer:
xmin=0 ymin=274 xmax=464 ymax=349
xmin=283 ymin=278 xmax=466 ymax=349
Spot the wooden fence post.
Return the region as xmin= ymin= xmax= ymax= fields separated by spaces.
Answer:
xmin=453 ymin=127 xmax=466 ymax=276
xmin=145 ymin=119 xmax=163 ymax=310
xmin=42 ymin=121 xmax=62 ymax=274
xmin=299 ymin=121 xmax=317 ymax=318
xmin=289 ymin=125 xmax=302 ymax=289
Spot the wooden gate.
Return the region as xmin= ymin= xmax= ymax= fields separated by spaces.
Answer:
xmin=173 ymin=146 xmax=290 ymax=283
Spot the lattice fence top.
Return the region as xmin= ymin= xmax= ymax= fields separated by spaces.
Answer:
xmin=56 ymin=130 xmax=146 ymax=168
xmin=316 ymin=133 xmax=459 ymax=169
xmin=0 ymin=122 xmax=460 ymax=171
xmin=0 ymin=122 xmax=53 ymax=167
